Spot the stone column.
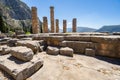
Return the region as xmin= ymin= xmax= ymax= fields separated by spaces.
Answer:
xmin=43 ymin=17 xmax=48 ymax=33
xmin=50 ymin=6 xmax=54 ymax=33
xmin=56 ymin=19 xmax=59 ymax=33
xmin=72 ymin=18 xmax=77 ymax=32
xmin=63 ymin=20 xmax=67 ymax=33
xmin=31 ymin=7 xmax=39 ymax=34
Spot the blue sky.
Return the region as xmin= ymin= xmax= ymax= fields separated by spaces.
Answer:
xmin=22 ymin=0 xmax=120 ymax=29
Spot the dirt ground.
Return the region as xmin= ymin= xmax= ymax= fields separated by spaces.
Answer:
xmin=0 ymin=52 xmax=120 ymax=80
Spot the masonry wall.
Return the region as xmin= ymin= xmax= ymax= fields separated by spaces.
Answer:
xmin=32 ymin=34 xmax=120 ymax=58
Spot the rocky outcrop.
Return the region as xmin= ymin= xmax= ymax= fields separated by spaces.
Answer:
xmin=0 ymin=0 xmax=41 ymax=31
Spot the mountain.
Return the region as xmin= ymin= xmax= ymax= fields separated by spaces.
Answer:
xmin=96 ymin=25 xmax=120 ymax=33
xmin=67 ymin=27 xmax=97 ymax=32
xmin=0 ymin=0 xmax=41 ymax=32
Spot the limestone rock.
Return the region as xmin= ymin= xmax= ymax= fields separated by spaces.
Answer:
xmin=85 ymin=48 xmax=95 ymax=56
xmin=60 ymin=47 xmax=73 ymax=57
xmin=16 ymin=40 xmax=41 ymax=54
xmin=0 ymin=45 xmax=11 ymax=55
xmin=0 ymin=54 xmax=43 ymax=80
xmin=47 ymin=46 xmax=59 ymax=55
xmin=10 ymin=46 xmax=34 ymax=61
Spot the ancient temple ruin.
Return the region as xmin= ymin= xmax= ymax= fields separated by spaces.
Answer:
xmin=0 ymin=6 xmax=120 ymax=80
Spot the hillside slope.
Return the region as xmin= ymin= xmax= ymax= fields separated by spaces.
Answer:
xmin=0 ymin=0 xmax=41 ymax=32
xmin=96 ymin=25 xmax=120 ymax=33
xmin=67 ymin=27 xmax=96 ymax=32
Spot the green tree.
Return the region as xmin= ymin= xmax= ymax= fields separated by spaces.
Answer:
xmin=0 ymin=15 xmax=8 ymax=33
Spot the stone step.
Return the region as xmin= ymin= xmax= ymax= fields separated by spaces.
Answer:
xmin=60 ymin=41 xmax=95 ymax=54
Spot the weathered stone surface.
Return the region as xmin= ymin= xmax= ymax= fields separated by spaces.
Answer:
xmin=7 ymin=38 xmax=19 ymax=47
xmin=0 ymin=54 xmax=43 ymax=80
xmin=85 ymin=48 xmax=95 ymax=56
xmin=10 ymin=46 xmax=34 ymax=61
xmin=0 ymin=45 xmax=11 ymax=55
xmin=64 ymin=36 xmax=91 ymax=41
xmin=28 ymin=52 xmax=120 ymax=80
xmin=95 ymin=43 xmax=120 ymax=58
xmin=60 ymin=47 xmax=73 ymax=57
xmin=16 ymin=40 xmax=41 ymax=54
xmin=91 ymin=36 xmax=120 ymax=58
xmin=47 ymin=46 xmax=59 ymax=55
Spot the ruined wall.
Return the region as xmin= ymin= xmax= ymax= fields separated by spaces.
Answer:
xmin=32 ymin=34 xmax=120 ymax=58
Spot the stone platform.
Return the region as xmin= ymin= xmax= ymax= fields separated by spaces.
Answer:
xmin=27 ymin=52 xmax=120 ymax=80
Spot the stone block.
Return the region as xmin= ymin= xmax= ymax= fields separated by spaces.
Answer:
xmin=16 ymin=40 xmax=41 ymax=54
xmin=46 ymin=46 xmax=59 ymax=55
xmin=64 ymin=36 xmax=91 ymax=41
xmin=85 ymin=48 xmax=95 ymax=56
xmin=0 ymin=54 xmax=43 ymax=80
xmin=60 ymin=47 xmax=73 ymax=57
xmin=10 ymin=46 xmax=34 ymax=61
xmin=46 ymin=36 xmax=64 ymax=46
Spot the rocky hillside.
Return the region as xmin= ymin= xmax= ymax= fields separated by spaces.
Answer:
xmin=96 ymin=25 xmax=120 ymax=33
xmin=0 ymin=0 xmax=41 ymax=32
xmin=67 ymin=27 xmax=96 ymax=32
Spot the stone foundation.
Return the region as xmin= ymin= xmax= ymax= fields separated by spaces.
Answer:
xmin=32 ymin=33 xmax=120 ymax=58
